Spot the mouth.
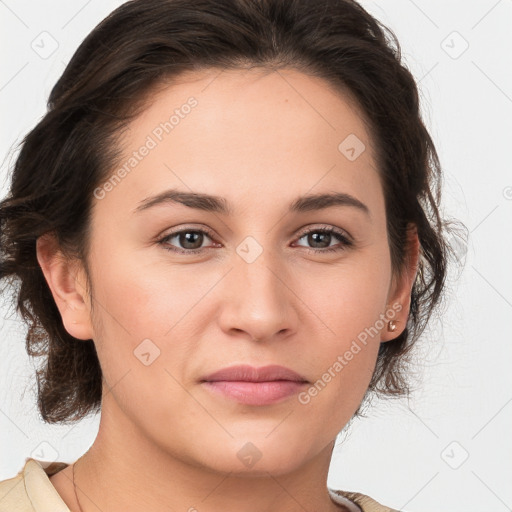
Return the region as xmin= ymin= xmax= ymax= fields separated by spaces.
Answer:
xmin=200 ymin=364 xmax=309 ymax=406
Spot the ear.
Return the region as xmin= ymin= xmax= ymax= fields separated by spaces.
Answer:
xmin=36 ymin=232 xmax=94 ymax=341
xmin=381 ymin=223 xmax=420 ymax=342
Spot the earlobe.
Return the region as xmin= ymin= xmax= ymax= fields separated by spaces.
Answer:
xmin=36 ymin=232 xmax=94 ymax=341
xmin=382 ymin=223 xmax=420 ymax=343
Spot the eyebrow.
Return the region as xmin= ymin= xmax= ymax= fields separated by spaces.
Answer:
xmin=133 ymin=188 xmax=371 ymax=219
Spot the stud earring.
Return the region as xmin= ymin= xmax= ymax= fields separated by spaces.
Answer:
xmin=387 ymin=320 xmax=397 ymax=332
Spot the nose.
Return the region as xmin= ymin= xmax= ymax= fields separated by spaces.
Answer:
xmin=216 ymin=244 xmax=298 ymax=343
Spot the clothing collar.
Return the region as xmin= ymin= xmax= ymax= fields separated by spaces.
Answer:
xmin=23 ymin=458 xmax=70 ymax=512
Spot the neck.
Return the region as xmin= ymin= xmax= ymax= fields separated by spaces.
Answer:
xmin=72 ymin=395 xmax=344 ymax=512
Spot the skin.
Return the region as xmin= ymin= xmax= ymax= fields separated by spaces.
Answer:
xmin=38 ymin=67 xmax=419 ymax=512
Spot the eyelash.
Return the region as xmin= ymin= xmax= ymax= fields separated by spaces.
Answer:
xmin=157 ymin=225 xmax=353 ymax=255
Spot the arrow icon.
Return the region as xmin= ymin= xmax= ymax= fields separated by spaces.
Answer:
xmin=134 ymin=339 xmax=161 ymax=365
xmin=338 ymin=134 xmax=365 ymax=161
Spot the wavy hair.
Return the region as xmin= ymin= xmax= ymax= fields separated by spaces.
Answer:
xmin=0 ymin=0 xmax=467 ymax=423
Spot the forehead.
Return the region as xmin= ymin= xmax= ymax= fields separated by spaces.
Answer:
xmin=133 ymin=67 xmax=373 ymax=154
xmin=98 ymin=67 xmax=382 ymax=217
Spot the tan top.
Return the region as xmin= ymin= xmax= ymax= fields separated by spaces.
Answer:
xmin=0 ymin=458 xmax=400 ymax=512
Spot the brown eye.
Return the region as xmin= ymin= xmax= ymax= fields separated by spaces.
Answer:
xmin=294 ymin=227 xmax=353 ymax=253
xmin=159 ymin=229 xmax=215 ymax=254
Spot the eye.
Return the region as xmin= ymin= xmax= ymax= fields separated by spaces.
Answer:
xmin=293 ymin=226 xmax=353 ymax=254
xmin=158 ymin=227 xmax=217 ymax=255
xmin=157 ymin=225 xmax=353 ymax=255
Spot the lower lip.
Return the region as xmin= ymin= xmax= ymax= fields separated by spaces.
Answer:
xmin=202 ymin=380 xmax=308 ymax=405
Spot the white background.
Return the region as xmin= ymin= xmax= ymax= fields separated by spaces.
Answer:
xmin=1 ymin=1 xmax=511 ymax=511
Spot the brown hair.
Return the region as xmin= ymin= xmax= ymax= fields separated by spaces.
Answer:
xmin=0 ymin=0 xmax=467 ymax=424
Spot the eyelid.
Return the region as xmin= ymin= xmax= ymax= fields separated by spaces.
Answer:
xmin=159 ymin=223 xmax=352 ymax=241
xmin=157 ymin=223 xmax=354 ymax=254
xmin=159 ymin=223 xmax=214 ymax=241
xmin=295 ymin=223 xmax=353 ymax=242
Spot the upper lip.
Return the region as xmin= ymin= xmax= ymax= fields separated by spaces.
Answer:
xmin=201 ymin=364 xmax=308 ymax=383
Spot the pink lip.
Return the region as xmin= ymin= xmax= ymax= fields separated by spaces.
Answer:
xmin=201 ymin=364 xmax=308 ymax=383
xmin=200 ymin=365 xmax=309 ymax=406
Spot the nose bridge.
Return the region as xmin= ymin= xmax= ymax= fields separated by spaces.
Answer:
xmin=235 ymin=235 xmax=285 ymax=308
xmin=219 ymin=234 xmax=295 ymax=340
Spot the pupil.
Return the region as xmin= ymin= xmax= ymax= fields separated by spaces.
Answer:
xmin=181 ymin=232 xmax=202 ymax=249
xmin=310 ymin=232 xmax=330 ymax=248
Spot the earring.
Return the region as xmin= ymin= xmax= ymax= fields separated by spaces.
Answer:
xmin=387 ymin=320 xmax=397 ymax=332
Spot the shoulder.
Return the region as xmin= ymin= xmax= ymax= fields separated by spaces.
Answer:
xmin=0 ymin=458 xmax=70 ymax=512
xmin=0 ymin=469 xmax=31 ymax=512
xmin=330 ymin=488 xmax=403 ymax=512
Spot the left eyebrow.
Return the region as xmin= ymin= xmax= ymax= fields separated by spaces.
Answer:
xmin=133 ymin=188 xmax=371 ymax=220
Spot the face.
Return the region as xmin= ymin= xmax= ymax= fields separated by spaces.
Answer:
xmin=40 ymin=67 xmax=416 ymax=476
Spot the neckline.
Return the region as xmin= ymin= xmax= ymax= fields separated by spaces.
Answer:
xmin=24 ymin=458 xmax=363 ymax=512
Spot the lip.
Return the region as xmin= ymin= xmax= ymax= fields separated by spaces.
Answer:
xmin=201 ymin=364 xmax=308 ymax=383
xmin=200 ymin=365 xmax=309 ymax=406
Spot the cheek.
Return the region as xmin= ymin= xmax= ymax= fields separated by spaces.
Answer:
xmin=296 ymin=322 xmax=381 ymax=433
xmin=86 ymin=244 xmax=219 ymax=398
xmin=90 ymin=244 xmax=200 ymax=337
xmin=86 ymin=260 xmax=192 ymax=428
xmin=294 ymin=255 xmax=391 ymax=344
xmin=291 ymin=255 xmax=389 ymax=406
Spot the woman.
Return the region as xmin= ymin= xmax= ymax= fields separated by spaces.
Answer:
xmin=0 ymin=0 xmax=462 ymax=510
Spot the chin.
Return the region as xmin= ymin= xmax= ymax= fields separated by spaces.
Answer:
xmin=189 ymin=434 xmax=314 ymax=477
